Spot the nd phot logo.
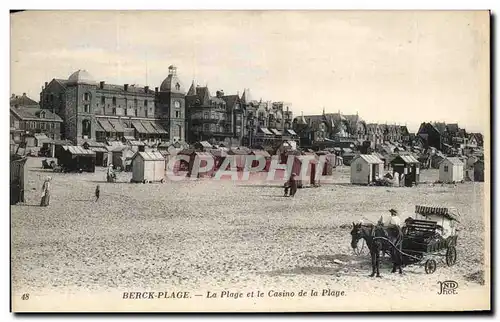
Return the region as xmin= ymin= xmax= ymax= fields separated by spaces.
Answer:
xmin=437 ymin=280 xmax=458 ymax=295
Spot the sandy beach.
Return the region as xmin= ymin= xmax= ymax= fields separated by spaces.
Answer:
xmin=11 ymin=157 xmax=490 ymax=311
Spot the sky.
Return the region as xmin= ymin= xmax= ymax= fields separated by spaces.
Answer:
xmin=10 ymin=10 xmax=489 ymax=133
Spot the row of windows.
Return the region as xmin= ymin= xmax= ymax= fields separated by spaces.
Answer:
xmin=25 ymin=121 xmax=58 ymax=130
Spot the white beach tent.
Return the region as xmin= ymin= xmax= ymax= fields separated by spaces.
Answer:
xmin=439 ymin=157 xmax=465 ymax=183
xmin=131 ymin=151 xmax=166 ymax=183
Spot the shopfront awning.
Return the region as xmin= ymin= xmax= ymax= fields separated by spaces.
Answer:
xmin=270 ymin=129 xmax=282 ymax=136
xmin=108 ymin=119 xmax=125 ymax=133
xmin=151 ymin=122 xmax=168 ymax=134
xmin=97 ymin=119 xmax=116 ymax=133
xmin=94 ymin=120 xmax=105 ymax=132
xmin=259 ymin=127 xmax=273 ymax=135
xmin=132 ymin=121 xmax=149 ymax=134
xmin=286 ymin=129 xmax=297 ymax=136
xmin=141 ymin=121 xmax=159 ymax=134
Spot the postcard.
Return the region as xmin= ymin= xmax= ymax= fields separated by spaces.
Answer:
xmin=10 ymin=10 xmax=490 ymax=312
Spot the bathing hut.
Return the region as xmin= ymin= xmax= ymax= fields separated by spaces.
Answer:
xmin=131 ymin=151 xmax=166 ymax=183
xmin=111 ymin=145 xmax=135 ymax=171
xmin=350 ymin=154 xmax=384 ymax=185
xmin=10 ymin=155 xmax=27 ymax=205
xmin=473 ymin=160 xmax=484 ymax=182
xmin=58 ymin=145 xmax=96 ymax=172
xmin=439 ymin=157 xmax=465 ymax=183
xmin=390 ymin=154 xmax=420 ymax=187
xmin=227 ymin=147 xmax=250 ymax=171
xmin=82 ymin=141 xmax=110 ymax=167
xmin=290 ymin=154 xmax=319 ymax=187
xmin=193 ymin=141 xmax=213 ymax=152
xmin=180 ymin=150 xmax=216 ymax=178
xmin=249 ymin=150 xmax=272 ymax=171
xmin=209 ymin=148 xmax=228 ymax=170
xmin=315 ymin=151 xmax=336 ymax=175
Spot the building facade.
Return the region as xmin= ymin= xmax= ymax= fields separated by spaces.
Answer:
xmin=10 ymin=101 xmax=63 ymax=143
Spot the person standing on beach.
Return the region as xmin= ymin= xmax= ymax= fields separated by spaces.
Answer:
xmin=95 ymin=184 xmax=100 ymax=202
xmin=284 ymin=173 xmax=298 ymax=197
xmin=40 ymin=176 xmax=51 ymax=207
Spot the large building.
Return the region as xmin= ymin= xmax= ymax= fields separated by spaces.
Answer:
xmin=10 ymin=93 xmax=63 ymax=145
xmin=38 ymin=66 xmax=294 ymax=147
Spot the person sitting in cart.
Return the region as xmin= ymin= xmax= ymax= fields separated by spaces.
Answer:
xmin=378 ymin=208 xmax=401 ymax=227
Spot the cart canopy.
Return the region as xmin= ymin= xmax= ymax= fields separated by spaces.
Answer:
xmin=414 ymin=205 xmax=461 ymax=222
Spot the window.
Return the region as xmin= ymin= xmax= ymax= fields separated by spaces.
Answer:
xmin=145 ymin=109 xmax=148 ymax=118
xmin=101 ymin=96 xmax=105 ymax=104
xmin=112 ymin=108 xmax=116 ymax=115
xmin=175 ymin=83 xmax=180 ymax=91
xmin=203 ymin=123 xmax=210 ymax=132
xmin=204 ymin=112 xmax=209 ymax=120
xmin=82 ymin=119 xmax=91 ymax=138
xmin=236 ymin=125 xmax=241 ymax=134
xmin=84 ymin=104 xmax=90 ymax=113
xmin=112 ymin=97 xmax=117 ymax=106
xmin=134 ymin=99 xmax=138 ymax=107
xmin=125 ymin=108 xmax=128 ymax=116
xmin=83 ymin=93 xmax=90 ymax=101
xmin=144 ymin=100 xmax=148 ymax=107
xmin=236 ymin=114 xmax=241 ymax=122
xmin=50 ymin=123 xmax=54 ymax=129
xmin=50 ymin=94 xmax=54 ymax=102
xmin=210 ymin=124 xmax=216 ymax=132
xmin=135 ymin=109 xmax=138 ymax=117
xmin=40 ymin=111 xmax=46 ymax=118
xmin=356 ymin=163 xmax=362 ymax=172
xmin=175 ymin=111 xmax=179 ymax=118
xmin=444 ymin=165 xmax=449 ymax=172
xmin=41 ymin=122 xmax=45 ymax=130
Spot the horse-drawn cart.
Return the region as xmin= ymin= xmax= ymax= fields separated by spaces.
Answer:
xmin=350 ymin=205 xmax=460 ymax=277
xmin=400 ymin=205 xmax=460 ymax=274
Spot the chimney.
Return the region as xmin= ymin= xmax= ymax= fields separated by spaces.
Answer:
xmin=22 ymin=93 xmax=26 ymax=96
xmin=144 ymin=86 xmax=149 ymax=93
xmin=11 ymin=94 xmax=15 ymax=99
xmin=124 ymin=84 xmax=129 ymax=91
xmin=45 ymin=82 xmax=48 ymax=87
xmin=155 ymin=87 xmax=159 ymax=94
xmin=100 ymin=81 xmax=105 ymax=89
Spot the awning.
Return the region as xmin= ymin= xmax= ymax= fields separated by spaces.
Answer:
xmin=151 ymin=122 xmax=168 ymax=134
xmin=108 ymin=119 xmax=125 ymax=133
xmin=90 ymin=147 xmax=108 ymax=153
xmin=132 ymin=121 xmax=149 ymax=134
xmin=141 ymin=121 xmax=159 ymax=134
xmin=270 ymin=129 xmax=282 ymax=136
xmin=123 ymin=136 xmax=135 ymax=141
xmin=259 ymin=127 xmax=273 ymax=135
xmin=287 ymin=129 xmax=297 ymax=136
xmin=97 ymin=119 xmax=116 ymax=133
xmin=34 ymin=133 xmax=50 ymax=142
xmin=129 ymin=140 xmax=146 ymax=146
xmin=94 ymin=120 xmax=105 ymax=132
xmin=62 ymin=145 xmax=96 ymax=156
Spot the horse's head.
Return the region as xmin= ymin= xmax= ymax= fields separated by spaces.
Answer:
xmin=350 ymin=222 xmax=363 ymax=249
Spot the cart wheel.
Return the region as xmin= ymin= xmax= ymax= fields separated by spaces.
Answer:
xmin=446 ymin=246 xmax=457 ymax=266
xmin=425 ymin=259 xmax=437 ymax=274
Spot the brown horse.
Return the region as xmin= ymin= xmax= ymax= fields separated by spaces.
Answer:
xmin=350 ymin=222 xmax=404 ymax=277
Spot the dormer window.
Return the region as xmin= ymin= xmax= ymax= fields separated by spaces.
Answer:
xmin=40 ymin=111 xmax=46 ymax=118
xmin=175 ymin=83 xmax=180 ymax=91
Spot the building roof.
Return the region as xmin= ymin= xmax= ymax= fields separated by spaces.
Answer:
xmin=392 ymin=154 xmax=420 ymax=164
xmin=251 ymin=150 xmax=271 ymax=158
xmin=222 ymin=94 xmax=240 ymax=108
xmin=10 ymin=93 xmax=38 ymax=107
xmin=196 ymin=141 xmax=213 ymax=149
xmin=159 ymin=66 xmax=185 ymax=94
xmin=355 ymin=154 xmax=384 ymax=164
xmin=133 ymin=151 xmax=165 ymax=161
xmin=99 ymin=83 xmax=154 ymax=94
xmin=446 ymin=123 xmax=459 ymax=133
xmin=62 ymin=145 xmax=96 ymax=156
xmin=414 ymin=205 xmax=461 ymax=222
xmin=444 ymin=157 xmax=464 ymax=166
xmin=67 ymin=69 xmax=96 ymax=85
xmin=187 ymin=81 xmax=196 ymax=96
xmin=10 ymin=106 xmax=63 ymax=122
